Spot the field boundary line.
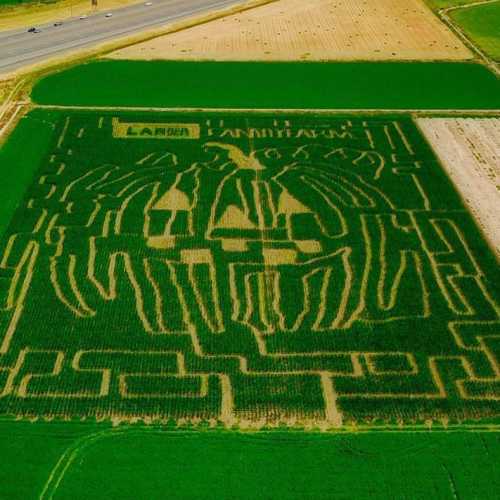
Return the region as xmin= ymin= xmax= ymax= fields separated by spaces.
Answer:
xmin=0 ymin=103 xmax=24 ymax=141
xmin=443 ymin=0 xmax=499 ymax=13
xmin=32 ymin=104 xmax=500 ymax=115
xmin=39 ymin=428 xmax=128 ymax=500
xmin=0 ymin=79 xmax=28 ymax=144
xmin=438 ymin=0 xmax=500 ymax=75
xmin=0 ymin=78 xmax=24 ymax=121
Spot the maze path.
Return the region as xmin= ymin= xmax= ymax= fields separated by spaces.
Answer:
xmin=0 ymin=111 xmax=498 ymax=426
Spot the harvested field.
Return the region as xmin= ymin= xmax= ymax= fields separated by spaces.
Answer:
xmin=417 ymin=117 xmax=500 ymax=257
xmin=110 ymin=0 xmax=473 ymax=61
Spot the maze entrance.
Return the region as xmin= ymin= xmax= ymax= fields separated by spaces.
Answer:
xmin=0 ymin=111 xmax=498 ymax=425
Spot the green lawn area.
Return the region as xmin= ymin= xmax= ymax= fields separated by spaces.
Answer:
xmin=0 ymin=421 xmax=498 ymax=499
xmin=0 ymin=109 xmax=58 ymax=237
xmin=32 ymin=61 xmax=500 ymax=110
xmin=450 ymin=1 xmax=500 ymax=61
xmin=425 ymin=0 xmax=484 ymax=9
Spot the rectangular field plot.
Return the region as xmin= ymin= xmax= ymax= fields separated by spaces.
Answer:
xmin=0 ymin=110 xmax=499 ymax=426
xmin=450 ymin=1 xmax=500 ymax=61
xmin=110 ymin=0 xmax=472 ymax=61
xmin=31 ymin=61 xmax=500 ymax=110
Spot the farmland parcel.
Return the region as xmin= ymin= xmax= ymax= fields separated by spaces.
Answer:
xmin=417 ymin=117 xmax=500 ymax=258
xmin=449 ymin=0 xmax=500 ymax=61
xmin=0 ymin=422 xmax=497 ymax=499
xmin=31 ymin=61 xmax=500 ymax=109
xmin=110 ymin=0 xmax=472 ymax=61
xmin=0 ymin=109 xmax=498 ymax=426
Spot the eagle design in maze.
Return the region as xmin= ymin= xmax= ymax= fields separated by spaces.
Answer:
xmin=0 ymin=112 xmax=499 ymax=424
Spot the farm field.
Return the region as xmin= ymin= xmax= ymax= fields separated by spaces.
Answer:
xmin=1 ymin=0 xmax=500 ymax=495
xmin=110 ymin=0 xmax=472 ymax=62
xmin=0 ymin=422 xmax=498 ymax=499
xmin=449 ymin=0 xmax=500 ymax=61
xmin=417 ymin=117 xmax=500 ymax=258
xmin=0 ymin=103 xmax=499 ymax=498
xmin=0 ymin=108 xmax=54 ymax=235
xmin=426 ymin=0 xmax=486 ymax=8
xmin=0 ymin=108 xmax=498 ymax=426
xmin=31 ymin=60 xmax=500 ymax=109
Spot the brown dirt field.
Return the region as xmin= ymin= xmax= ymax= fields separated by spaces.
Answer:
xmin=110 ymin=0 xmax=473 ymax=61
xmin=0 ymin=0 xmax=140 ymax=31
xmin=417 ymin=117 xmax=500 ymax=258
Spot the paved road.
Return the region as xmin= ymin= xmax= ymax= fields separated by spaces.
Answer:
xmin=0 ymin=0 xmax=243 ymax=74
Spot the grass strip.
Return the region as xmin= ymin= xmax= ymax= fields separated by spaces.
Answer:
xmin=450 ymin=1 xmax=500 ymax=61
xmin=1 ymin=422 xmax=498 ymax=499
xmin=32 ymin=60 xmax=500 ymax=110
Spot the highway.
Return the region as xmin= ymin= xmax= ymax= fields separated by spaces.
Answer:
xmin=0 ymin=0 xmax=244 ymax=74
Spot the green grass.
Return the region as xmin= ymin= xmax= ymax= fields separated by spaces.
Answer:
xmin=54 ymin=430 xmax=500 ymax=500
xmin=0 ymin=108 xmax=498 ymax=425
xmin=0 ymin=0 xmax=55 ymax=6
xmin=0 ymin=420 xmax=97 ymax=500
xmin=0 ymin=110 xmax=59 ymax=238
xmin=31 ymin=61 xmax=500 ymax=109
xmin=0 ymin=422 xmax=497 ymax=499
xmin=450 ymin=1 xmax=500 ymax=61
xmin=425 ymin=0 xmax=485 ymax=9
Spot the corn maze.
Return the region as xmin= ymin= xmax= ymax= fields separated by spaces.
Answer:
xmin=0 ymin=110 xmax=498 ymax=426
